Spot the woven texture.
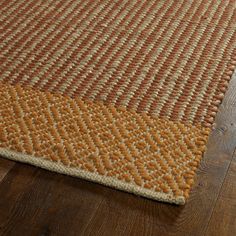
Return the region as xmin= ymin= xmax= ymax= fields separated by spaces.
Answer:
xmin=0 ymin=83 xmax=209 ymax=203
xmin=0 ymin=0 xmax=236 ymax=204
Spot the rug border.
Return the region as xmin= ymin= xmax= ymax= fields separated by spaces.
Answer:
xmin=0 ymin=148 xmax=185 ymax=205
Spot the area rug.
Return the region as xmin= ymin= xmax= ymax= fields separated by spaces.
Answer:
xmin=0 ymin=0 xmax=236 ymax=204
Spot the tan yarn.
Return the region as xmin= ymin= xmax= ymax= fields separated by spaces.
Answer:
xmin=0 ymin=0 xmax=235 ymax=126
xmin=0 ymin=83 xmax=209 ymax=203
xmin=0 ymin=0 xmax=236 ymax=204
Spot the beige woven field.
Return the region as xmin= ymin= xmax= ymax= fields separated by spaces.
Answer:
xmin=0 ymin=0 xmax=236 ymax=204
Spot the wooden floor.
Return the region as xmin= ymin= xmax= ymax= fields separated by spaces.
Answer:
xmin=0 ymin=72 xmax=236 ymax=236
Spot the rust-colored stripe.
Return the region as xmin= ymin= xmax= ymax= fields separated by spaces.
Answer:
xmin=0 ymin=0 xmax=236 ymax=128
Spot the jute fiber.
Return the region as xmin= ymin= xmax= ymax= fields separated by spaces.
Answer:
xmin=0 ymin=0 xmax=236 ymax=204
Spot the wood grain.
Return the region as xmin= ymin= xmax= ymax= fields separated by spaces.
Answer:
xmin=205 ymin=151 xmax=236 ymax=236
xmin=0 ymin=164 xmax=107 ymax=235
xmin=0 ymin=71 xmax=235 ymax=236
xmin=0 ymin=158 xmax=15 ymax=183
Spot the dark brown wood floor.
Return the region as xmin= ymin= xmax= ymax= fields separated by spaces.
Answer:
xmin=0 ymin=72 xmax=236 ymax=236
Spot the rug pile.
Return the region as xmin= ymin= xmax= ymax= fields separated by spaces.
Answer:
xmin=0 ymin=0 xmax=236 ymax=204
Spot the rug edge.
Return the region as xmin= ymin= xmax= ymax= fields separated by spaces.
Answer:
xmin=0 ymin=148 xmax=185 ymax=205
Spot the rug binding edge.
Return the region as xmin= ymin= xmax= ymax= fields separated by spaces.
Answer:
xmin=0 ymin=148 xmax=185 ymax=205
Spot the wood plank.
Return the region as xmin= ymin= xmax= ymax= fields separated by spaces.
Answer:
xmin=0 ymin=163 xmax=106 ymax=235
xmin=205 ymin=150 xmax=236 ymax=236
xmin=0 ymin=163 xmax=40 ymax=234
xmin=0 ymin=158 xmax=15 ymax=183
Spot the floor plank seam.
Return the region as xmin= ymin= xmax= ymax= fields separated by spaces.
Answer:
xmin=203 ymin=147 xmax=236 ymax=236
xmin=80 ymin=197 xmax=106 ymax=235
xmin=0 ymin=161 xmax=15 ymax=184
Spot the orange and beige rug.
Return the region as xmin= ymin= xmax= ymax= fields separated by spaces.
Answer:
xmin=0 ymin=0 xmax=236 ymax=204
